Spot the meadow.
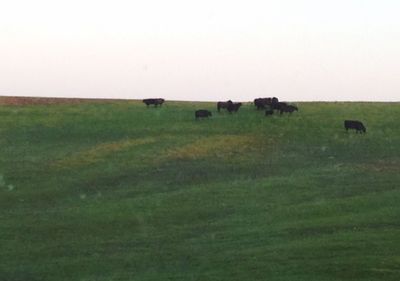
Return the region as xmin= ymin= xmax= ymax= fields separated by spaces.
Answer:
xmin=0 ymin=98 xmax=399 ymax=281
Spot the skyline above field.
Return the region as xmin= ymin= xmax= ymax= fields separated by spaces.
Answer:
xmin=1 ymin=0 xmax=400 ymax=101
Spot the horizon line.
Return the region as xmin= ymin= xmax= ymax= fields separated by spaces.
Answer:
xmin=0 ymin=95 xmax=399 ymax=103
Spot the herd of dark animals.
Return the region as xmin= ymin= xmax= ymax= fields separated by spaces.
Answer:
xmin=254 ymin=98 xmax=299 ymax=115
xmin=142 ymin=97 xmax=367 ymax=133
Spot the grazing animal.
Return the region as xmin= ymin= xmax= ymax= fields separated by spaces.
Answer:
xmin=227 ymin=102 xmax=242 ymax=113
xmin=279 ymin=104 xmax=298 ymax=115
xmin=217 ymin=100 xmax=233 ymax=112
xmin=195 ymin=110 xmax=212 ymax=119
xmin=265 ymin=109 xmax=274 ymax=116
xmin=143 ymin=98 xmax=165 ymax=107
xmin=273 ymin=102 xmax=288 ymax=111
xmin=344 ymin=120 xmax=366 ymax=133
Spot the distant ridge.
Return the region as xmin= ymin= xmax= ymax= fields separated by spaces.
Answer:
xmin=1 ymin=96 xmax=398 ymax=106
xmin=0 ymin=96 xmax=134 ymax=106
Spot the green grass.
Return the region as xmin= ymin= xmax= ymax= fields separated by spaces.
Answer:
xmin=1 ymin=100 xmax=400 ymax=281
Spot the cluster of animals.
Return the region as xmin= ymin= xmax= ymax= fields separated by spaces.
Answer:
xmin=197 ymin=97 xmax=299 ymax=118
xmin=142 ymin=97 xmax=367 ymax=133
xmin=253 ymin=97 xmax=298 ymax=115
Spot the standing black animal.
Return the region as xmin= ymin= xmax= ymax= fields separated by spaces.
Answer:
xmin=227 ymin=102 xmax=242 ymax=113
xmin=344 ymin=120 xmax=366 ymax=133
xmin=271 ymin=97 xmax=279 ymax=105
xmin=195 ymin=110 xmax=212 ymax=119
xmin=273 ymin=102 xmax=288 ymax=111
xmin=143 ymin=98 xmax=165 ymax=107
xmin=254 ymin=97 xmax=279 ymax=110
xmin=279 ymin=104 xmax=298 ymax=115
xmin=254 ymin=98 xmax=269 ymax=110
xmin=217 ymin=100 xmax=233 ymax=112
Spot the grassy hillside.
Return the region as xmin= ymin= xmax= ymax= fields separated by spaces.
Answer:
xmin=0 ymin=98 xmax=400 ymax=281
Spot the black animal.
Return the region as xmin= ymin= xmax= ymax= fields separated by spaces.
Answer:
xmin=279 ymin=104 xmax=298 ymax=115
xmin=217 ymin=100 xmax=233 ymax=112
xmin=344 ymin=120 xmax=366 ymax=133
xmin=227 ymin=102 xmax=242 ymax=113
xmin=254 ymin=97 xmax=279 ymax=110
xmin=143 ymin=98 xmax=165 ymax=107
xmin=254 ymin=98 xmax=267 ymax=110
xmin=195 ymin=110 xmax=212 ymax=119
xmin=254 ymin=98 xmax=270 ymax=110
xmin=271 ymin=97 xmax=279 ymax=105
xmin=265 ymin=109 xmax=274 ymax=116
xmin=273 ymin=102 xmax=288 ymax=111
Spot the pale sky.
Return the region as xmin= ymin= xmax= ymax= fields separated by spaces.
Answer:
xmin=1 ymin=0 xmax=399 ymax=101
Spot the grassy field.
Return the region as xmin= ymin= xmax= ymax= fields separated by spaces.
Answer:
xmin=0 ymin=98 xmax=400 ymax=281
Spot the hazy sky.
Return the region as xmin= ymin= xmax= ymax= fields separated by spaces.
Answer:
xmin=1 ymin=0 xmax=399 ymax=101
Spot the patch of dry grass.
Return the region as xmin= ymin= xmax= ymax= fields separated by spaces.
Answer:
xmin=52 ymin=138 xmax=156 ymax=169
xmin=0 ymin=96 xmax=135 ymax=106
xmin=161 ymin=134 xmax=265 ymax=161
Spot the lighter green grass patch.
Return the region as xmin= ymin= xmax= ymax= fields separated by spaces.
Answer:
xmin=161 ymin=134 xmax=264 ymax=161
xmin=52 ymin=137 xmax=156 ymax=169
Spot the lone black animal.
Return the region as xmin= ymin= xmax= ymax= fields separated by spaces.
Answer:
xmin=280 ymin=104 xmax=298 ymax=115
xmin=195 ymin=110 xmax=212 ymax=119
xmin=227 ymin=102 xmax=242 ymax=113
xmin=217 ymin=100 xmax=233 ymax=112
xmin=143 ymin=98 xmax=165 ymax=107
xmin=344 ymin=120 xmax=366 ymax=133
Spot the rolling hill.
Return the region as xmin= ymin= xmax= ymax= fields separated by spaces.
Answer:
xmin=1 ymin=97 xmax=399 ymax=281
